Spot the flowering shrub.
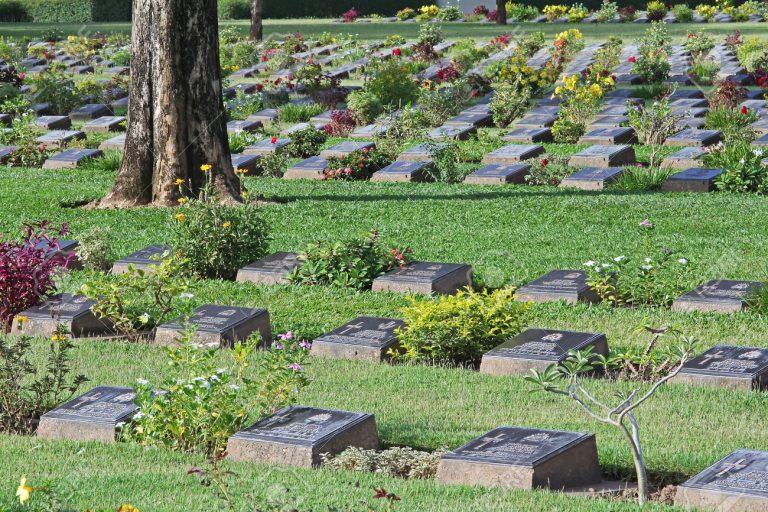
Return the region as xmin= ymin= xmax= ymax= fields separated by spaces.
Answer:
xmin=286 ymin=125 xmax=328 ymax=158
xmin=704 ymin=106 xmax=758 ymax=144
xmin=123 ymin=330 xmax=310 ymax=455
xmin=28 ymin=71 xmax=81 ymax=115
xmin=437 ymin=5 xmax=462 ymax=21
xmin=736 ymin=37 xmax=768 ymax=73
xmin=289 ymin=229 xmax=413 ymax=291
xmin=632 ymin=25 xmax=672 ymax=84
xmin=341 ymin=7 xmax=359 ymax=23
xmin=0 ymin=325 xmax=87 ymax=435
xmin=363 ymin=58 xmax=420 ymax=107
xmin=703 ymin=142 xmax=768 ymax=194
xmin=506 ymin=3 xmax=540 ymax=21
xmin=0 ymin=112 xmax=54 ymax=167
xmin=525 ymin=156 xmax=572 ymax=186
xmin=646 ymin=0 xmax=668 ymax=21
xmin=393 ymin=288 xmax=531 ymax=366
xmin=708 ymin=79 xmax=748 ymax=109
xmin=396 ymin=7 xmax=416 ymax=20
xmin=595 ymin=1 xmax=619 ymax=22
xmin=567 ymin=3 xmax=589 ymax=22
xmin=584 ymin=220 xmax=696 ymax=307
xmin=684 ymin=31 xmax=715 ymax=59
xmin=552 ymin=72 xmax=616 ymax=142
xmin=322 ymin=148 xmax=390 ymax=180
xmin=489 ymin=82 xmax=533 ymax=127
xmin=619 ymin=5 xmax=637 ymax=21
xmin=543 ymin=4 xmax=567 ymax=21
xmin=323 ymin=109 xmax=357 ymax=136
xmin=417 ymin=5 xmax=440 ymax=21
xmin=346 ymin=89 xmax=384 ymax=125
xmin=436 ymin=63 xmax=460 ymax=83
xmin=695 ymin=4 xmax=718 ymax=21
xmin=725 ymin=31 xmax=743 ymax=51
xmin=0 ymin=221 xmax=73 ymax=333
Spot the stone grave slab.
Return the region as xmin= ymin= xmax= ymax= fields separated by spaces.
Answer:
xmin=67 ymin=65 xmax=94 ymax=75
xmin=34 ymin=115 xmax=71 ymax=130
xmin=515 ymin=115 xmax=558 ymax=129
xmin=12 ymin=293 xmax=112 ymax=337
xmin=283 ymin=156 xmax=328 ymax=180
xmin=42 ymin=148 xmax=103 ymax=169
xmin=501 ymin=128 xmax=553 ymax=143
xmin=670 ymin=98 xmax=709 ymax=109
xmin=480 ymin=329 xmax=608 ymax=376
xmin=665 ymin=129 xmax=722 ymax=147
xmin=230 ymin=153 xmax=261 ymax=173
xmin=112 ymin=244 xmax=171 ymax=274
xmin=397 ymin=143 xmax=446 ymax=162
xmin=226 ymin=405 xmax=379 ymax=467
xmin=32 ymin=103 xmax=52 ymax=116
xmin=82 ymin=116 xmax=125 ymax=133
xmin=236 ymin=252 xmax=301 ymax=285
xmin=36 ymin=130 xmax=86 ymax=149
xmin=435 ymin=426 xmax=602 ymax=490
xmin=588 ymin=115 xmax=629 ymax=129
xmin=242 ymin=137 xmax=291 ymax=156
xmin=527 ymin=106 xmax=560 ymax=116
xmin=371 ymin=262 xmax=472 ymax=294
xmin=676 ymin=117 xmax=707 ymax=130
xmin=598 ymin=105 xmax=629 ymax=116
xmin=661 ymin=167 xmax=725 ymax=192
xmin=98 ymin=133 xmax=126 ymax=152
xmin=671 ymin=107 xmax=709 ymax=118
xmin=749 ymin=118 xmax=768 ymax=136
xmin=481 ymin=144 xmax=544 ymax=165
xmin=464 ymin=164 xmax=531 ymax=185
xmin=319 ymin=141 xmax=375 ymax=159
xmin=661 ymin=147 xmax=705 ymax=169
xmin=226 ymin=119 xmax=262 ymax=134
xmin=0 ymin=145 xmax=16 ymax=163
xmin=311 ymin=316 xmax=406 ymax=361
xmin=427 ymin=124 xmax=476 ymax=141
xmin=568 ymin=145 xmax=636 ymax=168
xmin=350 ymin=123 xmax=390 ymax=139
xmin=560 ymin=167 xmax=626 ymax=190
xmin=154 ymin=304 xmax=271 ymax=347
xmin=444 ymin=111 xmax=493 ymax=127
xmin=676 ymin=449 xmax=768 ymax=511
xmin=69 ymin=104 xmax=112 ymax=121
xmin=247 ymin=109 xmax=279 ymax=124
xmin=370 ymin=161 xmax=432 ymax=182
xmin=753 ymin=134 xmax=768 ymax=147
xmin=669 ymin=89 xmax=705 ymax=100
xmin=37 ymin=386 xmax=136 ymax=442
xmin=578 ymin=127 xmax=637 ymax=145
xmin=672 ymin=280 xmax=762 ymax=313
xmin=516 ymin=270 xmax=599 ymax=304
xmin=280 ymin=122 xmax=328 ymax=136
xmin=672 ymin=345 xmax=768 ymax=391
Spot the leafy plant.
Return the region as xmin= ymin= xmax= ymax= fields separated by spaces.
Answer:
xmin=703 ymin=142 xmax=768 ymax=194
xmin=614 ymin=166 xmax=674 ymax=192
xmin=525 ymin=156 xmax=572 ymax=186
xmin=672 ymin=4 xmax=693 ymax=22
xmin=286 ymin=125 xmax=327 ymax=158
xmin=490 ymin=82 xmax=532 ymax=127
xmin=736 ymin=37 xmax=768 ymax=73
xmin=631 ymin=23 xmax=672 ymax=84
xmin=76 ymin=226 xmax=114 ymax=271
xmin=289 ymin=229 xmax=412 ymax=291
xmin=322 ymin=446 xmax=447 ymax=480
xmin=0 ymin=325 xmax=88 ymax=435
xmin=393 ymin=288 xmax=531 ymax=366
xmin=322 ymin=148 xmax=390 ymax=180
xmin=708 ymin=79 xmax=748 ymax=110
xmin=277 ymin=103 xmax=325 ymax=124
xmin=27 ymin=71 xmax=81 ymax=115
xmin=363 ymin=58 xmax=420 ymax=108
xmin=425 ymin=141 xmax=464 ymax=183
xmin=346 ymin=89 xmax=384 ymax=125
xmin=627 ymin=100 xmax=683 ymax=167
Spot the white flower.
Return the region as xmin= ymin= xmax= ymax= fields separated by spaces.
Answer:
xmin=754 ymin=149 xmax=764 ymax=157
xmin=601 ymin=263 xmax=611 ymax=268
xmin=210 ymin=374 xmax=220 ymax=382
xmin=642 ymin=265 xmax=653 ymax=271
xmin=136 ymin=378 xmax=148 ymax=385
xmin=134 ymin=411 xmax=145 ymax=420
xmin=644 ymin=258 xmax=652 ymax=263
xmin=614 ymin=256 xmax=626 ymax=262
xmin=739 ymin=158 xmax=746 ymax=165
xmin=216 ymin=368 xmax=228 ymax=374
xmin=229 ymin=384 xmax=240 ymax=390
xmin=584 ymin=260 xmax=596 ymax=267
xmin=138 ymin=312 xmax=150 ymax=324
xmin=178 ymin=293 xmax=194 ymax=299
xmin=678 ymin=258 xmax=688 ymax=265
xmin=185 ymin=384 xmax=194 ymax=389
xmin=115 ymin=422 xmax=125 ymax=429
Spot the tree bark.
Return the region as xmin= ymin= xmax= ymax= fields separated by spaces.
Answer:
xmin=99 ymin=0 xmax=240 ymax=208
xmin=250 ymin=0 xmax=263 ymax=41
xmin=496 ymin=0 xmax=507 ymax=25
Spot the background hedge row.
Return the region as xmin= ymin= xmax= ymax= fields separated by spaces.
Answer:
xmin=0 ymin=0 xmax=130 ymax=22
xmin=218 ymin=0 xmax=424 ymax=20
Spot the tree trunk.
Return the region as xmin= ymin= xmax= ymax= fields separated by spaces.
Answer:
xmin=250 ymin=0 xmax=263 ymax=41
xmin=99 ymin=0 xmax=240 ymax=208
xmin=496 ymin=0 xmax=507 ymax=25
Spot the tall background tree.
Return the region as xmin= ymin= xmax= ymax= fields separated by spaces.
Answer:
xmin=99 ymin=0 xmax=240 ymax=208
xmin=250 ymin=0 xmax=263 ymax=41
xmin=496 ymin=0 xmax=507 ymax=24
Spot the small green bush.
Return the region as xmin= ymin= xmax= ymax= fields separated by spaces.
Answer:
xmin=322 ymin=446 xmax=447 ymax=480
xmin=278 ymin=103 xmax=326 ymax=124
xmin=286 ymin=125 xmax=327 ymax=158
xmin=394 ymin=288 xmax=531 ymax=366
xmin=347 ymin=89 xmax=384 ymax=125
xmin=218 ymin=0 xmax=250 ymax=19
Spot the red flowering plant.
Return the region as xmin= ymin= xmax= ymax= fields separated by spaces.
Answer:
xmin=342 ymin=7 xmax=360 ymax=22
xmin=0 ymin=221 xmax=74 ymax=332
xmin=436 ymin=64 xmax=460 ymax=83
xmin=322 ymin=109 xmax=357 ymax=136
xmin=321 ymin=148 xmax=390 ymax=180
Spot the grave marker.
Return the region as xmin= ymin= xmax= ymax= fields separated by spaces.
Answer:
xmin=516 ymin=270 xmax=599 ymax=304
xmin=371 ymin=262 xmax=472 ymax=294
xmin=370 ymin=160 xmax=432 ymax=182
xmin=69 ymin=104 xmax=112 ymax=121
xmin=236 ymin=252 xmax=301 ymax=285
xmin=661 ymin=168 xmax=725 ymax=192
xmin=112 ymin=244 xmax=171 ymax=274
xmin=319 ymin=141 xmax=375 ymax=159
xmin=661 ymin=147 xmax=705 ymax=169
xmin=226 ymin=119 xmax=262 ymax=134
xmin=231 ymin=153 xmax=261 ymax=173
xmin=82 ymin=116 xmax=125 ymax=133
xmin=34 ymin=115 xmax=71 ymax=130
xmin=501 ymin=128 xmax=553 ymax=143
xmin=397 ymin=143 xmax=446 ymax=162
xmin=36 ymin=130 xmax=86 ymax=149
xmin=242 ymin=137 xmax=291 ymax=156
xmin=665 ymin=129 xmax=722 ymax=147
xmin=154 ymin=305 xmax=271 ymax=347
xmin=672 ymin=280 xmax=762 ymax=313
xmin=42 ymin=148 xmax=103 ymax=169
xmin=560 ymin=167 xmax=625 ymax=190
xmin=578 ymin=127 xmax=637 ymax=145
xmin=283 ymin=156 xmax=328 ymax=180
xmin=311 ymin=316 xmax=406 ymax=361
xmin=12 ymin=293 xmax=112 ymax=337
xmin=672 ymin=345 xmax=768 ymax=391
xmin=481 ymin=144 xmax=544 ymax=165
xmin=464 ymin=164 xmax=531 ymax=185
xmin=568 ymin=144 xmax=636 ymax=168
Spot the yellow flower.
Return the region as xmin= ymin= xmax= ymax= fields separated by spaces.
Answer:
xmin=116 ymin=504 xmax=140 ymax=512
xmin=174 ymin=213 xmax=186 ymax=222
xmin=603 ymin=77 xmax=615 ymax=87
xmin=589 ymin=83 xmax=603 ymax=97
xmin=554 ymin=86 xmax=563 ymax=95
xmin=174 ymin=178 xmax=185 ymax=185
xmin=235 ymin=167 xmax=248 ymax=175
xmin=222 ymin=222 xmax=231 ymax=229
xmin=15 ymin=315 xmax=28 ymax=324
xmin=177 ymin=197 xmax=188 ymax=204
xmin=242 ymin=191 xmax=250 ymax=198
xmin=200 ymin=164 xmax=212 ymax=173
xmin=17 ymin=476 xmax=31 ymax=505
xmin=51 ymin=334 xmax=67 ymax=342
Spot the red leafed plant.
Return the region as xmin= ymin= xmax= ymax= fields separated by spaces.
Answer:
xmin=0 ymin=221 xmax=73 ymax=332
xmin=323 ymin=109 xmax=357 ymax=136
xmin=436 ymin=64 xmax=460 ymax=83
xmin=342 ymin=7 xmax=359 ymax=23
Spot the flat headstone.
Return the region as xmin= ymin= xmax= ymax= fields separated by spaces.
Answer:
xmin=82 ymin=116 xmax=125 ymax=133
xmin=749 ymin=118 xmax=768 ymax=135
xmin=69 ymin=104 xmax=112 ymax=121
xmin=36 ymin=130 xmax=86 ymax=150
xmin=154 ymin=304 xmax=271 ymax=347
xmin=560 ymin=167 xmax=625 ymax=190
xmin=427 ymin=124 xmax=477 ymax=141
xmin=661 ymin=147 xmax=705 ymax=169
xmin=112 ymin=244 xmax=171 ymax=274
xmin=480 ymin=329 xmax=608 ymax=376
xmin=34 ymin=115 xmax=71 ymax=130
xmin=501 ymin=128 xmax=553 ymax=143
xmin=753 ymin=134 xmax=768 ymax=147
xmin=672 ymin=280 xmax=762 ymax=313
xmin=280 ymin=122 xmax=327 ymax=136
xmin=397 ymin=143 xmax=446 ymax=162
xmin=568 ymin=145 xmax=636 ymax=168
xmin=226 ymin=119 xmax=262 ymax=134
xmin=103 ymin=66 xmax=129 ymax=76
xmin=247 ymin=109 xmax=278 ymax=124
xmin=516 ymin=270 xmax=599 ymax=304
xmin=98 ymin=133 xmax=126 ymax=152
xmin=226 ymin=405 xmax=379 ymax=467
xmin=464 ymin=164 xmax=531 ymax=185
xmin=665 ymin=129 xmax=722 ymax=147
xmin=481 ymin=144 xmax=544 ymax=165
xmin=669 ymin=90 xmax=705 ymax=100
xmin=0 ymin=145 xmax=17 ymax=163
xmin=236 ymin=252 xmax=301 ymax=285
xmin=350 ymin=123 xmax=389 ymax=139
xmin=598 ymin=105 xmax=629 ymax=116
xmin=67 ymin=65 xmax=94 ymax=75
xmin=230 ymin=153 xmax=260 ymax=173
xmin=371 ymin=261 xmax=472 ymax=294
xmin=578 ymin=127 xmax=637 ymax=145
xmin=588 ymin=115 xmax=629 ymax=129
xmin=283 ymin=156 xmax=328 ymax=180
xmin=661 ymin=167 xmax=725 ymax=192
xmin=370 ymin=160 xmax=432 ymax=183
xmin=436 ymin=426 xmax=602 ymax=490
xmin=12 ymin=293 xmax=112 ymax=337
xmin=671 ymin=107 xmax=709 ymax=118
xmin=319 ymin=141 xmax=375 ymax=159
xmin=311 ymin=316 xmax=406 ymax=361
xmin=242 ymin=137 xmax=291 ymax=156
xmin=670 ymin=98 xmax=709 ymax=109
xmin=444 ymin=112 xmax=493 ymax=127
xmin=42 ymin=148 xmax=103 ymax=169
xmin=515 ymin=115 xmax=558 ymax=129
xmin=676 ymin=449 xmax=768 ymax=511
xmin=672 ymin=346 xmax=768 ymax=391
xmin=37 ymin=386 xmax=136 ymax=442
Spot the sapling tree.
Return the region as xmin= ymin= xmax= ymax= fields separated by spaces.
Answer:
xmin=524 ymin=327 xmax=697 ymax=506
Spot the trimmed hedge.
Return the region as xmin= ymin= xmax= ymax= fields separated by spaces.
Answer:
xmin=0 ymin=0 xmax=131 ymax=23
xmin=219 ymin=0 xmax=423 ymax=19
